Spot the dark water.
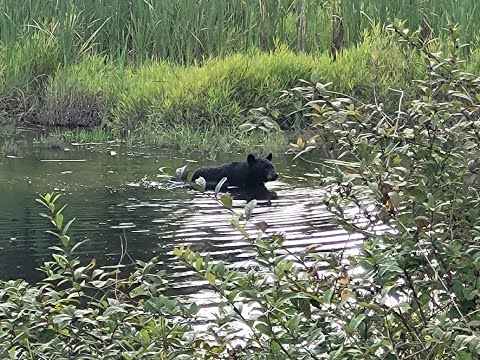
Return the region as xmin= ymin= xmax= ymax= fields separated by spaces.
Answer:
xmin=0 ymin=141 xmax=361 ymax=295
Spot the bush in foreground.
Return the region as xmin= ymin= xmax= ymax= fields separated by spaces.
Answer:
xmin=0 ymin=193 xmax=203 ymax=359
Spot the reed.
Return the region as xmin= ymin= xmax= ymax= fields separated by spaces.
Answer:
xmin=341 ymin=0 xmax=479 ymax=47
xmin=0 ymin=0 xmax=477 ymax=66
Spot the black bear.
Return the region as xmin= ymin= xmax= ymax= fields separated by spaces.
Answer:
xmin=185 ymin=153 xmax=278 ymax=190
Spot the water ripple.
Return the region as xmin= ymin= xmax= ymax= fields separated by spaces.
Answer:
xmin=0 ymin=150 xmax=361 ymax=296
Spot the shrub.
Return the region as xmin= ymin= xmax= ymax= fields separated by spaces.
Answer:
xmin=278 ymin=21 xmax=480 ymax=358
xmin=173 ymin=20 xmax=480 ymax=359
xmin=0 ymin=193 xmax=203 ymax=358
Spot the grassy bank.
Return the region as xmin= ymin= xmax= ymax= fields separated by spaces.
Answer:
xmin=0 ymin=0 xmax=479 ymax=153
xmin=1 ymin=29 xmax=422 ymax=151
xmin=2 ymin=26 xmax=480 ymax=153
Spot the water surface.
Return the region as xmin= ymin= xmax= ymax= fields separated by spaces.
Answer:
xmin=0 ymin=141 xmax=361 ymax=295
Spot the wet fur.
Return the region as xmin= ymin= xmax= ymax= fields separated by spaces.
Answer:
xmin=186 ymin=153 xmax=278 ymax=190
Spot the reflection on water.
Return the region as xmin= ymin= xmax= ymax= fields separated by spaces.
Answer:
xmin=0 ymin=143 xmax=361 ymax=298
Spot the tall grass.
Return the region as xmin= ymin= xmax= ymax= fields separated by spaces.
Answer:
xmin=0 ymin=0 xmax=478 ymax=66
xmin=0 ymin=0 xmax=323 ymax=64
xmin=40 ymin=30 xmax=422 ymax=135
xmin=341 ymin=0 xmax=480 ymax=47
xmin=0 ymin=0 xmax=477 ymax=152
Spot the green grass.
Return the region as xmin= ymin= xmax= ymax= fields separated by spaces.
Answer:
xmin=34 ymin=125 xmax=288 ymax=158
xmin=0 ymin=0 xmax=478 ymax=66
xmin=132 ymin=123 xmax=289 ymax=156
xmin=0 ymin=22 xmax=477 ymax=154
xmin=342 ymin=0 xmax=480 ymax=47
xmin=0 ymin=28 xmax=432 ymax=153
xmin=40 ymin=29 xmax=423 ymax=129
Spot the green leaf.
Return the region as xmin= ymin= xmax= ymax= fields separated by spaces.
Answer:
xmin=159 ymin=166 xmax=176 ymax=177
xmin=35 ymin=198 xmax=48 ymax=208
xmin=206 ymin=272 xmax=215 ymax=285
xmin=195 ymin=257 xmax=203 ymax=271
xmin=130 ymin=285 xmax=148 ymax=298
xmin=288 ymin=315 xmax=301 ymax=332
xmin=38 ymin=329 xmax=57 ymax=343
xmin=52 ymin=254 xmax=68 ymax=268
xmin=52 ymin=193 xmax=61 ymax=204
xmin=186 ymin=170 xmax=195 ymax=183
xmin=62 ymin=218 xmax=75 ymax=236
xmin=70 ymin=239 xmax=89 ymax=253
xmin=349 ymin=313 xmax=366 ymax=331
xmin=56 ymin=204 xmax=67 ymax=216
xmin=103 ymin=306 xmax=127 ymax=317
xmin=8 ymin=347 xmax=17 ymax=358
xmin=73 ymin=266 xmax=86 ymax=279
xmin=55 ymin=213 xmax=64 ymax=229
xmin=60 ymin=235 xmax=70 ymax=247
xmin=456 ymin=351 xmax=473 ymax=360
xmin=239 ymin=123 xmax=256 ymax=133
xmin=255 ymin=322 xmax=272 ymax=336
xmin=244 ymin=199 xmax=257 ymax=220
xmin=45 ymin=230 xmax=61 ymax=240
xmin=215 ymin=177 xmax=228 ymax=194
xmin=52 ymin=313 xmax=72 ymax=330
xmin=324 ymin=288 xmax=333 ymax=304
xmin=220 ymin=194 xmax=233 ymax=209
xmin=173 ymin=246 xmax=184 ymax=257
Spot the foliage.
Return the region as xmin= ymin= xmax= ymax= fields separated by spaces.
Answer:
xmin=0 ymin=0 xmax=478 ymax=150
xmin=42 ymin=33 xmax=420 ymax=131
xmin=5 ymin=32 xmax=421 ymax=153
xmin=278 ymin=21 xmax=480 ymax=358
xmin=0 ymin=32 xmax=60 ymax=122
xmin=241 ymin=27 xmax=424 ymax=131
xmin=0 ymin=193 xmax=203 ymax=359
xmin=4 ymin=18 xmax=480 ymax=359
xmin=174 ymin=21 xmax=480 ymax=359
xmin=41 ymin=55 xmax=128 ymax=128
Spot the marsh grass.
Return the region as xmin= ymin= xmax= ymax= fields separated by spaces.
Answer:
xmin=342 ymin=0 xmax=480 ymax=46
xmin=0 ymin=0 xmax=477 ymax=66
xmin=3 ymin=29 xmax=429 ymax=153
xmin=139 ymin=123 xmax=288 ymax=155
xmin=41 ymin=30 xmax=422 ymax=131
xmin=34 ymin=124 xmax=287 ymax=156
xmin=0 ymin=20 xmax=475 ymax=154
xmin=56 ymin=127 xmax=115 ymax=144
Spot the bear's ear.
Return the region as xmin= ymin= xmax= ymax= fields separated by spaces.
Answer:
xmin=247 ymin=154 xmax=256 ymax=166
xmin=266 ymin=153 xmax=272 ymax=161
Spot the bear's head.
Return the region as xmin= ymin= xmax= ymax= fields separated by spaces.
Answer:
xmin=247 ymin=153 xmax=278 ymax=184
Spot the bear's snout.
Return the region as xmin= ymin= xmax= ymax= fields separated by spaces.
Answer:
xmin=267 ymin=171 xmax=278 ymax=181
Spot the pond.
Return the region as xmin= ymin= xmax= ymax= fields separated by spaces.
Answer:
xmin=0 ymin=138 xmax=362 ymax=298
